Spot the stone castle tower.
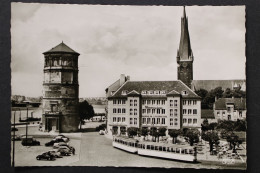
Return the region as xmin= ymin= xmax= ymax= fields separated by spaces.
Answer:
xmin=177 ymin=6 xmax=194 ymax=88
xmin=42 ymin=42 xmax=80 ymax=132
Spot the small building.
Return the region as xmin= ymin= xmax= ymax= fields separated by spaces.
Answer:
xmin=213 ymin=98 xmax=246 ymax=121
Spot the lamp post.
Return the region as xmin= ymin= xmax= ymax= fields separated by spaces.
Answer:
xmin=25 ymin=105 xmax=29 ymax=145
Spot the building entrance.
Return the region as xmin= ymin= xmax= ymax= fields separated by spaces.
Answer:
xmin=46 ymin=117 xmax=59 ymax=132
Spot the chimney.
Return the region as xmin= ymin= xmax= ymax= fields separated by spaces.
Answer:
xmin=120 ymin=74 xmax=126 ymax=86
xmin=126 ymin=75 xmax=130 ymax=81
xmin=215 ymin=96 xmax=218 ymax=102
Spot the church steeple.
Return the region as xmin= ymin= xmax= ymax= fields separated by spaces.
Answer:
xmin=177 ymin=6 xmax=194 ymax=88
xmin=177 ymin=6 xmax=193 ymax=62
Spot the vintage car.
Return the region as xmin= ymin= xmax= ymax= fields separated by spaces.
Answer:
xmin=53 ymin=142 xmax=69 ymax=149
xmin=57 ymin=146 xmax=71 ymax=156
xmin=45 ymin=138 xmax=66 ymax=146
xmin=47 ymin=150 xmax=63 ymax=158
xmin=53 ymin=135 xmax=70 ymax=142
xmin=36 ymin=152 xmax=55 ymax=161
xmin=21 ymin=136 xmax=40 ymax=146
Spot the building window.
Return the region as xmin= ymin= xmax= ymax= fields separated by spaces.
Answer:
xmin=161 ymin=90 xmax=166 ymax=95
xmin=134 ymin=118 xmax=137 ymax=125
xmin=193 ymin=109 xmax=197 ymax=115
xmin=147 ymin=109 xmax=151 ymax=114
xmin=122 ymin=108 xmax=126 ymax=114
xmin=113 ymin=117 xmax=116 ymax=122
xmin=188 ymin=109 xmax=192 ymax=114
xmin=113 ymin=108 xmax=117 ymax=113
xmin=174 ymin=118 xmax=178 ymax=126
xmin=118 ymin=109 xmax=121 ymax=114
xmin=170 ymin=119 xmax=173 ymax=126
xmin=152 ymin=109 xmax=156 ymax=114
xmin=183 ymin=100 xmax=187 ymax=105
xmin=183 ymin=109 xmax=187 ymax=115
xmin=157 ymin=100 xmax=160 ymax=105
xmin=162 ymin=109 xmax=165 ymax=114
xmin=170 ymin=109 xmax=173 ymax=116
xmin=113 ymin=100 xmax=117 ymax=105
xmin=152 ymin=100 xmax=155 ymax=105
xmin=134 ymin=109 xmax=137 ymax=115
xmin=183 ymin=118 xmax=187 ymax=124
xmin=121 ymin=90 xmax=128 ymax=95
xmin=228 ymin=115 xmax=231 ymax=120
xmin=193 ymin=100 xmax=197 ymax=105
xmin=117 ymin=117 xmax=121 ymax=122
xmin=217 ymin=111 xmax=220 ymax=116
xmin=147 ymin=100 xmax=151 ymax=105
xmin=142 ymin=109 xmax=146 ymax=114
xmin=227 ymin=107 xmax=231 ymax=112
xmin=152 ymin=118 xmax=155 ymax=124
xmin=130 ymin=109 xmax=133 ymax=115
xmin=134 ymin=100 xmax=137 ymax=106
xmin=149 ymin=90 xmax=154 ymax=95
xmin=239 ymin=111 xmax=242 ymax=117
xmin=122 ymin=100 xmax=126 ymax=105
xmin=193 ymin=119 xmax=197 ymax=124
xmin=188 ymin=119 xmax=192 ymax=124
xmin=162 ymin=118 xmax=165 ymax=124
xmin=174 ymin=109 xmax=178 ymax=116
xmin=174 ymin=100 xmax=178 ymax=107
xmin=157 ymin=118 xmax=160 ymax=124
xmin=147 ymin=118 xmax=151 ymax=124
xmin=222 ymin=111 xmax=225 ymax=115
xmin=170 ymin=100 xmax=173 ymax=107
xmin=142 ymin=118 xmax=146 ymax=124
xmin=162 ymin=100 xmax=165 ymax=105
xmin=188 ymin=100 xmax=192 ymax=105
xmin=142 ymin=100 xmax=146 ymax=105
xmin=130 ymin=100 xmax=133 ymax=106
xmin=157 ymin=109 xmax=160 ymax=114
xmin=118 ymin=100 xmax=121 ymax=104
xmin=130 ymin=118 xmax=133 ymax=124
xmin=141 ymin=90 xmax=147 ymax=95
xmin=122 ymin=117 xmax=125 ymax=122
xmin=182 ymin=90 xmax=187 ymax=95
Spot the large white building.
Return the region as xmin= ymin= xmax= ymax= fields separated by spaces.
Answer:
xmin=106 ymin=79 xmax=201 ymax=136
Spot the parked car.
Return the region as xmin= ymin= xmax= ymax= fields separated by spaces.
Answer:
xmin=11 ymin=135 xmax=22 ymax=141
xmin=21 ymin=136 xmax=40 ymax=146
xmin=53 ymin=142 xmax=69 ymax=149
xmin=36 ymin=152 xmax=55 ymax=161
xmin=45 ymin=138 xmax=66 ymax=146
xmin=99 ymin=130 xmax=105 ymax=135
xmin=53 ymin=135 xmax=70 ymax=142
xmin=57 ymin=146 xmax=71 ymax=156
xmin=47 ymin=150 xmax=63 ymax=158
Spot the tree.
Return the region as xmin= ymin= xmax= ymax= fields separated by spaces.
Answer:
xmin=127 ymin=127 xmax=139 ymax=138
xmin=139 ymin=127 xmax=149 ymax=140
xmin=184 ymin=129 xmax=200 ymax=146
xmin=223 ymin=88 xmax=233 ymax=98
xmin=208 ymin=122 xmax=218 ymax=131
xmin=78 ymin=100 xmax=95 ymax=129
xmin=149 ymin=127 xmax=159 ymax=142
xmin=202 ymin=130 xmax=219 ymax=154
xmin=168 ymin=129 xmax=182 ymax=144
xmin=201 ymin=119 xmax=209 ymax=132
xmin=226 ymin=132 xmax=240 ymax=152
xmin=158 ymin=127 xmax=167 ymax=142
xmin=195 ymin=89 xmax=209 ymax=109
xmin=216 ymin=120 xmax=235 ymax=132
xmin=234 ymin=119 xmax=246 ymax=131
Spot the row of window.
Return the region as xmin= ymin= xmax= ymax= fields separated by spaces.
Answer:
xmin=112 ymin=117 xmax=126 ymax=123
xmin=141 ymin=118 xmax=178 ymax=126
xmin=183 ymin=118 xmax=197 ymax=124
xmin=142 ymin=100 xmax=178 ymax=107
xmin=142 ymin=108 xmax=166 ymax=115
xmin=113 ymin=108 xmax=126 ymax=114
xmin=113 ymin=99 xmax=126 ymax=105
xmin=183 ymin=100 xmax=197 ymax=105
xmin=130 ymin=100 xmax=138 ymax=106
xmin=183 ymin=109 xmax=197 ymax=115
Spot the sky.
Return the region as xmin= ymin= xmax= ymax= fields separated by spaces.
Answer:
xmin=11 ymin=3 xmax=245 ymax=98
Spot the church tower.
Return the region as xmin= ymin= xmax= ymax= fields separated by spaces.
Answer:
xmin=177 ymin=6 xmax=194 ymax=88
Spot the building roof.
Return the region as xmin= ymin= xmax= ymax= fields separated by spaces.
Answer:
xmin=191 ymin=80 xmax=246 ymax=91
xmin=201 ymin=109 xmax=215 ymax=119
xmin=109 ymin=80 xmax=200 ymax=99
xmin=105 ymin=79 xmax=121 ymax=97
xmin=177 ymin=6 xmax=193 ymax=61
xmin=43 ymin=42 xmax=79 ymax=55
xmin=214 ymin=98 xmax=246 ymax=110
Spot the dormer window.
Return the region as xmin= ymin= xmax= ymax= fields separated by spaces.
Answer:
xmin=149 ymin=90 xmax=154 ymax=95
xmin=141 ymin=90 xmax=147 ymax=95
xmin=111 ymin=91 xmax=115 ymax=95
xmin=161 ymin=90 xmax=166 ymax=95
xmin=181 ymin=90 xmax=188 ymax=95
xmin=155 ymin=90 xmax=160 ymax=95
xmin=121 ymin=90 xmax=128 ymax=95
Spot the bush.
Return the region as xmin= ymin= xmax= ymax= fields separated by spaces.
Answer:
xmin=95 ymin=124 xmax=106 ymax=131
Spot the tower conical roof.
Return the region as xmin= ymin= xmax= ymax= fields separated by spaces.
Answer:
xmin=43 ymin=42 xmax=79 ymax=55
xmin=178 ymin=6 xmax=193 ymax=61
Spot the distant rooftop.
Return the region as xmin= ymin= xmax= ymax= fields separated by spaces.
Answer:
xmin=43 ymin=42 xmax=79 ymax=55
xmin=214 ymin=98 xmax=246 ymax=110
